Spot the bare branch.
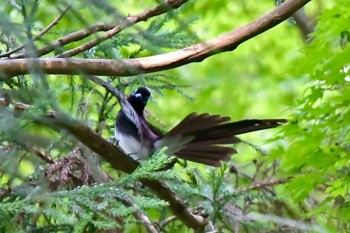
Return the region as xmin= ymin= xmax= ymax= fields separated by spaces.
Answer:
xmin=134 ymin=211 xmax=160 ymax=233
xmin=0 ymin=0 xmax=312 ymax=78
xmin=159 ymin=216 xmax=177 ymax=228
xmin=87 ymin=75 xmax=124 ymax=102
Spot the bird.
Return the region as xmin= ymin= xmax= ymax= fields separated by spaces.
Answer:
xmin=115 ymin=87 xmax=287 ymax=167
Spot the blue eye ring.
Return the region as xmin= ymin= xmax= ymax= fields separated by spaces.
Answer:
xmin=134 ymin=93 xmax=142 ymax=99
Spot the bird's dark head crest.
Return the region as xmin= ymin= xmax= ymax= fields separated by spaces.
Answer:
xmin=132 ymin=87 xmax=150 ymax=104
xmin=128 ymin=87 xmax=151 ymax=115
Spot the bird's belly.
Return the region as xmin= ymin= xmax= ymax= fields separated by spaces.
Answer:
xmin=115 ymin=130 xmax=151 ymax=161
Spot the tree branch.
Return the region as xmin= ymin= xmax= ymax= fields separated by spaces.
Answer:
xmin=10 ymin=23 xmax=115 ymax=59
xmin=0 ymin=0 xmax=312 ymax=78
xmin=56 ymin=0 xmax=189 ymax=58
xmin=234 ymin=178 xmax=290 ymax=194
xmin=0 ymin=98 xmax=207 ymax=230
xmin=9 ymin=0 xmax=188 ymax=59
xmin=116 ymin=196 xmax=160 ymax=233
xmin=42 ymin=113 xmax=207 ymax=230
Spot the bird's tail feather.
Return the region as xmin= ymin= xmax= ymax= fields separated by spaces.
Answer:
xmin=161 ymin=113 xmax=286 ymax=167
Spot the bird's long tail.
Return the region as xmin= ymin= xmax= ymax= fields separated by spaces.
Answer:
xmin=159 ymin=113 xmax=286 ymax=167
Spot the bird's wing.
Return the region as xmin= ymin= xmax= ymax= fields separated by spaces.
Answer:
xmin=147 ymin=121 xmax=164 ymax=137
xmin=119 ymin=97 xmax=144 ymax=138
xmin=120 ymin=97 xmax=161 ymax=147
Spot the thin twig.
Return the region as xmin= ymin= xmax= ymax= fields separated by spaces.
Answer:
xmin=234 ymin=178 xmax=291 ymax=194
xmin=33 ymin=148 xmax=55 ymax=164
xmin=56 ymin=0 xmax=189 ymax=58
xmin=135 ymin=212 xmax=160 ymax=233
xmin=10 ymin=0 xmax=188 ymax=59
xmin=117 ymin=197 xmax=160 ymax=233
xmin=0 ymin=6 xmax=70 ymax=58
xmin=87 ymin=76 xmax=124 ymax=102
xmin=159 ymin=216 xmax=177 ymax=228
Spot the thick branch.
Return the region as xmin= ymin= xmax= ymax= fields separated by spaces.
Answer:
xmin=0 ymin=0 xmax=312 ymax=78
xmin=1 ymin=99 xmax=206 ymax=230
xmin=41 ymin=115 xmax=207 ymax=230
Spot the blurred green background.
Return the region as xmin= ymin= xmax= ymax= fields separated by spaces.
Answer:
xmin=3 ymin=0 xmax=348 ymax=232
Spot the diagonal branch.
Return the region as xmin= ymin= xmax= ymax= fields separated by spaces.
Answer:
xmin=0 ymin=0 xmax=312 ymax=78
xmin=0 ymin=98 xmax=207 ymax=230
xmin=88 ymin=75 xmax=124 ymax=102
xmin=118 ymin=196 xmax=160 ymax=233
xmin=40 ymin=114 xmax=207 ymax=230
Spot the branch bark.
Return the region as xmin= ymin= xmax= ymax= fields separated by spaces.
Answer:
xmin=42 ymin=113 xmax=207 ymax=230
xmin=0 ymin=98 xmax=207 ymax=230
xmin=0 ymin=0 xmax=312 ymax=78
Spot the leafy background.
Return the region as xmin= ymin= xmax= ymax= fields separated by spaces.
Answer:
xmin=1 ymin=0 xmax=349 ymax=232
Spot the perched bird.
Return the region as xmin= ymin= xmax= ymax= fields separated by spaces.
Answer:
xmin=115 ymin=87 xmax=286 ymax=167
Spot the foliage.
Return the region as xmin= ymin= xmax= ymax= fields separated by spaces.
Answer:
xmin=267 ymin=1 xmax=350 ymax=231
xmin=0 ymin=0 xmax=348 ymax=232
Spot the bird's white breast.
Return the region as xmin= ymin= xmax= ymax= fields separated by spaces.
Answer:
xmin=115 ymin=128 xmax=150 ymax=161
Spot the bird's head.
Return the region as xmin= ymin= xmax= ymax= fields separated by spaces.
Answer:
xmin=127 ymin=87 xmax=150 ymax=115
